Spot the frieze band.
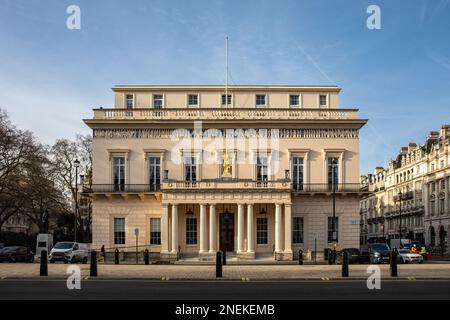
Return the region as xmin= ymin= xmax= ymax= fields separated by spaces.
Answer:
xmin=93 ymin=128 xmax=359 ymax=139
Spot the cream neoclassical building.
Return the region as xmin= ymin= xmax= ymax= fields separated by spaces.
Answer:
xmin=361 ymin=126 xmax=450 ymax=252
xmin=83 ymin=85 xmax=367 ymax=261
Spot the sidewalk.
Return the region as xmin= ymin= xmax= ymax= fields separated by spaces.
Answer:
xmin=1 ymin=263 xmax=450 ymax=280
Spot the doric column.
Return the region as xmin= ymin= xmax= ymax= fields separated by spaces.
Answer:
xmin=199 ymin=204 xmax=207 ymax=253
xmin=247 ymin=204 xmax=254 ymax=253
xmin=209 ymin=204 xmax=217 ymax=253
xmin=237 ymin=204 xmax=245 ymax=253
xmin=171 ymin=204 xmax=178 ymax=253
xmin=161 ymin=204 xmax=169 ymax=253
xmin=284 ymin=204 xmax=292 ymax=254
xmin=275 ymin=203 xmax=282 ymax=252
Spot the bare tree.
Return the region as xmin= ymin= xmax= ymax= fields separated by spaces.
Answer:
xmin=51 ymin=135 xmax=92 ymax=242
xmin=0 ymin=109 xmax=40 ymax=230
xmin=20 ymin=150 xmax=69 ymax=233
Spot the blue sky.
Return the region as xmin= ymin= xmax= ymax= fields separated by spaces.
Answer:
xmin=0 ymin=0 xmax=449 ymax=174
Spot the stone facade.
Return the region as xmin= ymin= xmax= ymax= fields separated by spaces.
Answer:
xmin=361 ymin=125 xmax=450 ymax=253
xmin=84 ymin=85 xmax=368 ymax=261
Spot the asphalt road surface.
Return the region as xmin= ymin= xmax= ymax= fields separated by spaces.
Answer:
xmin=0 ymin=279 xmax=450 ymax=300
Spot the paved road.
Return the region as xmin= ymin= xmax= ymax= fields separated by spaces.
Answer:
xmin=1 ymin=279 xmax=449 ymax=300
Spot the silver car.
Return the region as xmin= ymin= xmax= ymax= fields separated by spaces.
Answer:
xmin=397 ymin=249 xmax=424 ymax=264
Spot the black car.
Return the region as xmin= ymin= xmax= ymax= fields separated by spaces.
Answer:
xmin=336 ymin=248 xmax=363 ymax=264
xmin=360 ymin=243 xmax=391 ymax=264
xmin=0 ymin=246 xmax=34 ymax=263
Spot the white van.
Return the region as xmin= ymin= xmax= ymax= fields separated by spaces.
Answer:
xmin=49 ymin=242 xmax=90 ymax=264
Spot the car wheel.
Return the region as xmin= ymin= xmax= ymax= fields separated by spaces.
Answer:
xmin=64 ymin=260 xmax=68 ymax=264
xmin=82 ymin=257 xmax=88 ymax=264
xmin=50 ymin=260 xmax=55 ymax=264
xmin=70 ymin=257 xmax=76 ymax=264
xmin=419 ymin=260 xmax=423 ymax=264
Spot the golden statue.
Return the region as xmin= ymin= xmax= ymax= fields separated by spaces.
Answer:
xmin=222 ymin=150 xmax=232 ymax=176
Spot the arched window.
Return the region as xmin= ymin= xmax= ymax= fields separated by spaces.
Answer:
xmin=429 ymin=226 xmax=436 ymax=246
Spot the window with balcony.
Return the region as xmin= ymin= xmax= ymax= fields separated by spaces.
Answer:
xmin=289 ymin=95 xmax=300 ymax=107
xmin=430 ymin=200 xmax=435 ymax=216
xmin=221 ymin=94 xmax=232 ymax=106
xmin=256 ymin=156 xmax=268 ymax=182
xmin=319 ymin=94 xmax=328 ymax=107
xmin=125 ymin=94 xmax=134 ymax=109
xmin=188 ymin=94 xmax=198 ymax=107
xmin=150 ymin=218 xmax=161 ymax=245
xmin=149 ymin=157 xmax=161 ymax=192
xmin=113 ymin=157 xmax=125 ymax=191
xmin=114 ymin=218 xmax=125 ymax=245
xmin=184 ymin=157 xmax=197 ymax=182
xmin=292 ymin=157 xmax=304 ymax=191
xmin=292 ymin=217 xmax=304 ymax=244
xmin=186 ymin=217 xmax=198 ymax=245
xmin=440 ymin=199 xmax=445 ymax=214
xmin=153 ymin=94 xmax=163 ymax=109
xmin=328 ymin=217 xmax=339 ymax=243
xmin=255 ymin=94 xmax=266 ymax=107
xmin=256 ymin=217 xmax=268 ymax=244
xmin=327 ymin=157 xmax=339 ymax=191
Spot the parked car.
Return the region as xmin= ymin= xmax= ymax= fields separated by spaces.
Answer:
xmin=336 ymin=248 xmax=362 ymax=264
xmin=360 ymin=243 xmax=391 ymax=264
xmin=397 ymin=249 xmax=424 ymax=264
xmin=49 ymin=242 xmax=89 ymax=264
xmin=0 ymin=246 xmax=34 ymax=263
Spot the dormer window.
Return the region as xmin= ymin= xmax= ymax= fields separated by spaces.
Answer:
xmin=188 ymin=94 xmax=198 ymax=107
xmin=125 ymin=94 xmax=134 ymax=109
xmin=256 ymin=94 xmax=266 ymax=107
xmin=319 ymin=94 xmax=328 ymax=107
xmin=289 ymin=95 xmax=300 ymax=107
xmin=153 ymin=94 xmax=163 ymax=109
xmin=221 ymin=94 xmax=232 ymax=106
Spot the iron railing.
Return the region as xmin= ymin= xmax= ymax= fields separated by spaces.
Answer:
xmin=291 ymin=183 xmax=368 ymax=193
xmin=83 ymin=182 xmax=367 ymax=193
xmin=83 ymin=184 xmax=161 ymax=193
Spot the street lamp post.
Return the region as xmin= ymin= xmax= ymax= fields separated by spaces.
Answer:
xmin=331 ymin=159 xmax=338 ymax=263
xmin=74 ymin=159 xmax=80 ymax=243
xmin=398 ymin=191 xmax=403 ymax=247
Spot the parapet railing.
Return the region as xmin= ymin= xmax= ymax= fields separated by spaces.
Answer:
xmin=92 ymin=108 xmax=359 ymax=121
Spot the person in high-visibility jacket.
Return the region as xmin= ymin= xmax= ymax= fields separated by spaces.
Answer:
xmin=420 ymin=246 xmax=427 ymax=258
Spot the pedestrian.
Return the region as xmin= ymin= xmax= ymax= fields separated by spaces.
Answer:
xmin=101 ymin=245 xmax=105 ymax=263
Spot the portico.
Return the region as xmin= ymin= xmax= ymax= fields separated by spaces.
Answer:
xmin=160 ymin=196 xmax=293 ymax=260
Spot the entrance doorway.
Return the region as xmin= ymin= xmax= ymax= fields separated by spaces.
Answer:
xmin=220 ymin=211 xmax=234 ymax=252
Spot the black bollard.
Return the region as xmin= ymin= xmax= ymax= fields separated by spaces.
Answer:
xmin=114 ymin=249 xmax=119 ymax=265
xmin=90 ymin=250 xmax=98 ymax=277
xmin=216 ymin=251 xmax=223 ymax=278
xmin=390 ymin=249 xmax=398 ymax=277
xmin=328 ymin=250 xmax=333 ymax=265
xmin=342 ymin=251 xmax=349 ymax=277
xmin=298 ymin=249 xmax=303 ymax=265
xmin=144 ymin=249 xmax=150 ymax=265
xmin=40 ymin=250 xmax=48 ymax=276
xmin=222 ymin=251 xmax=226 ymax=266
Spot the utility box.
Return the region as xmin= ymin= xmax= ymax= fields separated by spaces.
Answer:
xmin=36 ymin=233 xmax=53 ymax=260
